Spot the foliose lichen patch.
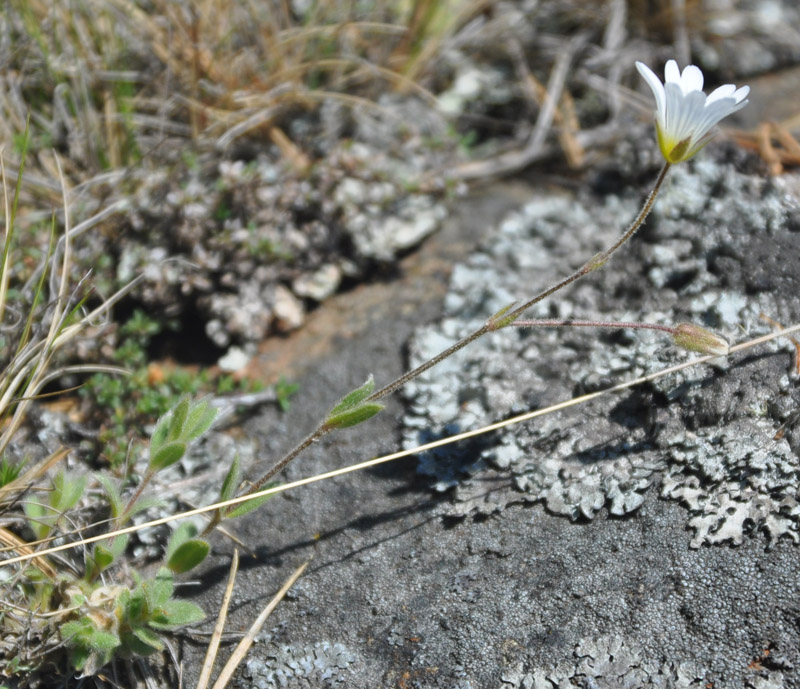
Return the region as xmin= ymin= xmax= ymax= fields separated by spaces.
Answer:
xmin=241 ymin=641 xmax=357 ymax=688
xmin=500 ymin=634 xmax=786 ymax=689
xmin=402 ymin=158 xmax=800 ymax=547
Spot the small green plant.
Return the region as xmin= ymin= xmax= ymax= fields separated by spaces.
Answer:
xmin=0 ymin=456 xmax=24 ymax=487
xmin=4 ymin=398 xmax=217 ymax=678
xmin=61 ymin=567 xmax=205 ymax=675
xmin=0 ymin=129 xmax=217 ymax=679
xmin=80 ymin=309 xmax=263 ymax=467
xmin=23 ymin=471 xmax=87 ymax=541
xmin=55 ymin=399 xmax=217 ymax=674
xmin=276 ymin=376 xmax=300 ymax=412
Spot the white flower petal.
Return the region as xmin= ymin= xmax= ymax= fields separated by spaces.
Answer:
xmin=636 ymin=61 xmax=666 ymax=120
xmin=733 ymin=85 xmax=750 ymax=103
xmin=695 ymin=98 xmax=740 ymax=135
xmin=664 ymin=59 xmax=680 ymax=85
xmin=636 ymin=59 xmax=750 ymax=163
xmin=671 ymin=89 xmax=707 ymax=144
xmin=662 ymin=82 xmax=696 ymax=142
xmin=706 ymin=84 xmax=736 ymax=105
xmin=680 ymin=64 xmax=704 ymax=94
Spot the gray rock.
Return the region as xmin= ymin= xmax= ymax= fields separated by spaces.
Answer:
xmin=402 ymin=159 xmax=800 ymax=547
xmin=184 ymin=171 xmax=800 ymax=689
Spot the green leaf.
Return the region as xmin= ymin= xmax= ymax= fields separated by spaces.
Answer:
xmin=52 ymin=471 xmax=86 ymax=512
xmin=167 ymin=396 xmax=191 ymax=441
xmin=123 ymin=495 xmax=166 ymax=521
xmin=184 ymin=399 xmax=217 ymax=439
xmin=68 ymin=591 xmax=87 ymax=607
xmin=149 ymin=599 xmax=205 ymax=628
xmin=95 ymin=473 xmax=123 ymax=519
xmin=149 ymin=568 xmax=174 ymax=608
xmin=327 ymin=376 xmax=375 ymax=417
xmin=69 ymin=646 xmax=90 ymax=671
xmin=0 ymin=456 xmax=24 ymax=487
xmin=23 ymin=500 xmax=49 ymax=540
xmin=132 ymin=625 xmax=164 ymax=652
xmin=149 ymin=440 xmax=187 ymax=472
xmin=85 ymin=544 xmax=114 ymax=580
xmin=166 ymin=522 xmax=198 ymax=560
xmin=225 ymin=490 xmax=274 ymax=519
xmin=149 ymin=413 xmax=171 ymax=456
xmin=61 ymin=619 xmax=88 ymax=642
xmin=124 ymin=588 xmax=146 ymax=622
xmin=167 ymin=539 xmax=209 ymax=574
xmin=85 ymin=628 xmax=121 ymax=653
xmin=110 ymin=534 xmax=129 ymax=559
xmin=61 ymin=618 xmax=120 ymax=652
xmin=325 ymin=402 xmax=384 ymax=430
xmin=487 ymin=300 xmax=519 ymax=330
xmin=220 ymin=454 xmax=240 ymax=503
xmin=121 ymin=628 xmax=161 ymax=656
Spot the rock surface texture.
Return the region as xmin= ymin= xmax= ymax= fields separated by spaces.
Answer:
xmin=190 ymin=154 xmax=800 ymax=688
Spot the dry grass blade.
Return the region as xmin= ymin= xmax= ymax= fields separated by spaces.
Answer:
xmin=268 ymin=126 xmax=310 ymax=174
xmin=761 ymin=313 xmax=800 ymax=374
xmin=209 ymin=559 xmax=309 ymax=689
xmin=196 ymin=549 xmax=239 ymax=689
xmin=515 ymin=49 xmax=585 ymax=169
xmin=730 ymin=118 xmax=800 ymax=172
xmin=278 ymin=21 xmax=407 ymax=45
xmin=396 ymin=0 xmax=483 ymax=85
xmin=452 ymin=33 xmax=589 ymax=180
xmin=0 ymin=156 xmax=13 ymax=329
xmin=758 ymin=122 xmax=783 ymax=175
xmin=3 ymin=323 xmax=800 ymax=568
xmin=0 ymin=156 xmax=72 ymax=457
xmin=0 ymin=447 xmax=70 ymax=500
xmin=0 ymin=527 xmax=57 ymax=580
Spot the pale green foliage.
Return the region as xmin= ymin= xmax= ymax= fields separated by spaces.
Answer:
xmin=216 ymin=452 xmax=276 ymax=519
xmin=61 ymin=568 xmax=204 ymax=674
xmin=166 ymin=523 xmax=210 ymax=574
xmin=324 ymin=375 xmax=385 ymax=430
xmin=23 ymin=471 xmax=86 ymax=540
xmin=6 ymin=397 xmax=218 ymax=678
xmin=149 ymin=396 xmax=218 ymax=472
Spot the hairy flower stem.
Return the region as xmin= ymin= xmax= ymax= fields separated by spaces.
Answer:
xmin=510 ymin=319 xmax=678 ymax=334
xmin=124 ymin=467 xmax=155 ymax=520
xmin=242 ymin=163 xmax=671 ymax=503
xmin=242 ymin=427 xmax=328 ymax=496
xmin=364 ymin=161 xmax=671 ymax=403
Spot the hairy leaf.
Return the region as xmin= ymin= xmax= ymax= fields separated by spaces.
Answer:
xmin=325 ymin=402 xmax=384 ymax=430
xmin=225 ymin=490 xmax=274 ymax=519
xmin=149 ymin=599 xmax=205 ymax=628
xmin=149 ymin=441 xmax=186 ymax=472
xmin=327 ymin=375 xmax=375 ymax=417
xmin=167 ymin=539 xmax=209 ymax=574
xmin=220 ymin=454 xmax=240 ymax=503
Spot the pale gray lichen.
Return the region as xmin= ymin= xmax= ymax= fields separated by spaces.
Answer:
xmin=403 ymin=159 xmax=800 ymax=546
xmin=660 ymin=419 xmax=800 ymax=548
xmin=501 ymin=634 xmax=785 ymax=689
xmin=118 ymin=133 xmax=454 ymax=350
xmin=240 ymin=641 xmax=356 ymax=688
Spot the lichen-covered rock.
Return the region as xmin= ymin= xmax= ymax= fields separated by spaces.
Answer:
xmin=402 ymin=157 xmax=800 ymax=546
xmin=241 ymin=641 xmax=357 ymax=688
xmin=111 ymin=124 xmax=456 ymax=350
xmin=504 ymin=634 xmax=785 ymax=689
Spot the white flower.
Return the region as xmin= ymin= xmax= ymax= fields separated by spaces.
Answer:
xmin=636 ymin=59 xmax=749 ymax=163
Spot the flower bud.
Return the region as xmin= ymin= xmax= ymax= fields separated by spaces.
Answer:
xmin=672 ymin=323 xmax=730 ymax=356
